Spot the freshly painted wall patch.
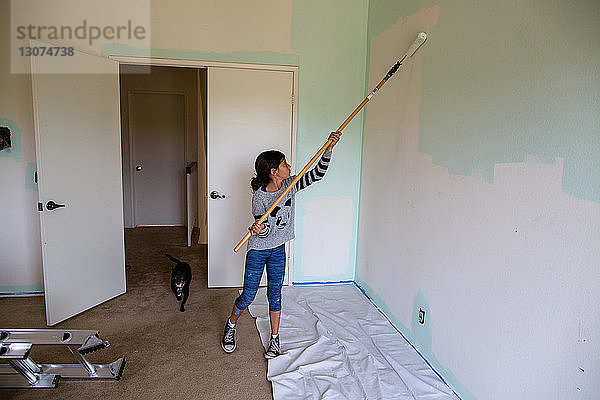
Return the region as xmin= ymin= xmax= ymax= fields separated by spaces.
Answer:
xmin=26 ymin=162 xmax=38 ymax=191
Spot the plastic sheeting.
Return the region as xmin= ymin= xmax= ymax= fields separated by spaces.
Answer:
xmin=247 ymin=283 xmax=460 ymax=400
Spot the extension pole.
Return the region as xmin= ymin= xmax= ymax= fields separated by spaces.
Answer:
xmin=234 ymin=32 xmax=428 ymax=253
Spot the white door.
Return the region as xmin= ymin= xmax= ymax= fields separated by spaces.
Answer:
xmin=32 ymin=44 xmax=126 ymax=325
xmin=208 ymin=67 xmax=294 ymax=287
xmin=130 ymin=92 xmax=185 ymax=226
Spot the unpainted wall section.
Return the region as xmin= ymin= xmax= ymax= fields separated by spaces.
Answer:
xmin=357 ymin=1 xmax=599 ymax=399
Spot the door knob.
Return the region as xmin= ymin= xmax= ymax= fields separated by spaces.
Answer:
xmin=136 ymin=165 xmax=142 ymax=171
xmin=46 ymin=201 xmax=66 ymax=211
xmin=210 ymin=191 xmax=226 ymax=199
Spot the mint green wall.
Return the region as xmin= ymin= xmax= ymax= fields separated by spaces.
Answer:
xmin=368 ymin=0 xmax=599 ymax=203
xmin=419 ymin=1 xmax=598 ymax=202
xmin=290 ymin=0 xmax=368 ymax=282
xmin=358 ymin=1 xmax=600 ymax=399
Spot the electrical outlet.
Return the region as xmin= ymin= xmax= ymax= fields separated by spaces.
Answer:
xmin=418 ymin=309 xmax=426 ymax=324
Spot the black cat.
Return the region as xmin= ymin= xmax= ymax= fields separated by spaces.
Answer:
xmin=166 ymin=254 xmax=192 ymax=312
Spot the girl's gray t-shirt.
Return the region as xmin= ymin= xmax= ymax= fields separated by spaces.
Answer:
xmin=247 ymin=150 xmax=331 ymax=251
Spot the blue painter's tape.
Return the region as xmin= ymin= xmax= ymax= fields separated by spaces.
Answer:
xmin=292 ymin=280 xmax=354 ymax=286
xmin=0 ymin=283 xmax=44 ymax=297
xmin=352 ymin=281 xmax=464 ymax=400
xmin=0 ymin=292 xmax=44 ymax=297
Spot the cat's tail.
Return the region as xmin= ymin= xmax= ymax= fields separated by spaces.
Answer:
xmin=165 ymin=254 xmax=182 ymax=264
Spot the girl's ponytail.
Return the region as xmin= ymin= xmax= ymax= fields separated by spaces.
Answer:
xmin=250 ymin=176 xmax=266 ymax=192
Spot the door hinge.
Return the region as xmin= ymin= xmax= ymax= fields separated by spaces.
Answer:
xmin=38 ymin=202 xmax=43 ymax=211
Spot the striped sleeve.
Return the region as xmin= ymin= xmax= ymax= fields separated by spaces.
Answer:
xmin=295 ymin=150 xmax=332 ymax=191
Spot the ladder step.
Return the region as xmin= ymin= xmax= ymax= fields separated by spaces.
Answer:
xmin=0 ymin=329 xmax=99 ymax=345
xmin=0 ymin=343 xmax=32 ymax=359
xmin=0 ymin=371 xmax=59 ymax=389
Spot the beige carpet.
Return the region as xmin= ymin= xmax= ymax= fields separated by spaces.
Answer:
xmin=0 ymin=227 xmax=272 ymax=399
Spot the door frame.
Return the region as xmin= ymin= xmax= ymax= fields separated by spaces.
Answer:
xmin=109 ymin=56 xmax=298 ymax=284
xmin=126 ymin=89 xmax=188 ymax=227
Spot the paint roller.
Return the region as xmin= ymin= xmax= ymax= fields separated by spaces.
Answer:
xmin=233 ymin=32 xmax=428 ymax=253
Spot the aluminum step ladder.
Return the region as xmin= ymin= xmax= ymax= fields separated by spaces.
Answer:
xmin=0 ymin=329 xmax=125 ymax=389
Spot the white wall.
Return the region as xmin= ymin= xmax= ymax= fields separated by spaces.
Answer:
xmin=357 ymin=2 xmax=600 ymax=399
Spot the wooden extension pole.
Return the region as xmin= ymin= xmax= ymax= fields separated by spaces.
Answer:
xmin=233 ymin=33 xmax=428 ymax=253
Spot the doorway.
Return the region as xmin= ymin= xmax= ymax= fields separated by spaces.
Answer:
xmin=119 ymin=65 xmax=204 ymax=234
xmin=114 ymin=59 xmax=298 ymax=287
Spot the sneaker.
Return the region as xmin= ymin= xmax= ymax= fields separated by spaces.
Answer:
xmin=264 ymin=335 xmax=281 ymax=359
xmin=221 ymin=321 xmax=237 ymax=353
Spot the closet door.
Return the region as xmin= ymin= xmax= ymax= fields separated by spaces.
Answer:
xmin=207 ymin=67 xmax=294 ymax=287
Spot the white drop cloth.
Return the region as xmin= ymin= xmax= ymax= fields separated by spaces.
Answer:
xmin=247 ymin=284 xmax=459 ymax=400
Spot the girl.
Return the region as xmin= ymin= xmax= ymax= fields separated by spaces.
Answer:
xmin=222 ymin=131 xmax=341 ymax=359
